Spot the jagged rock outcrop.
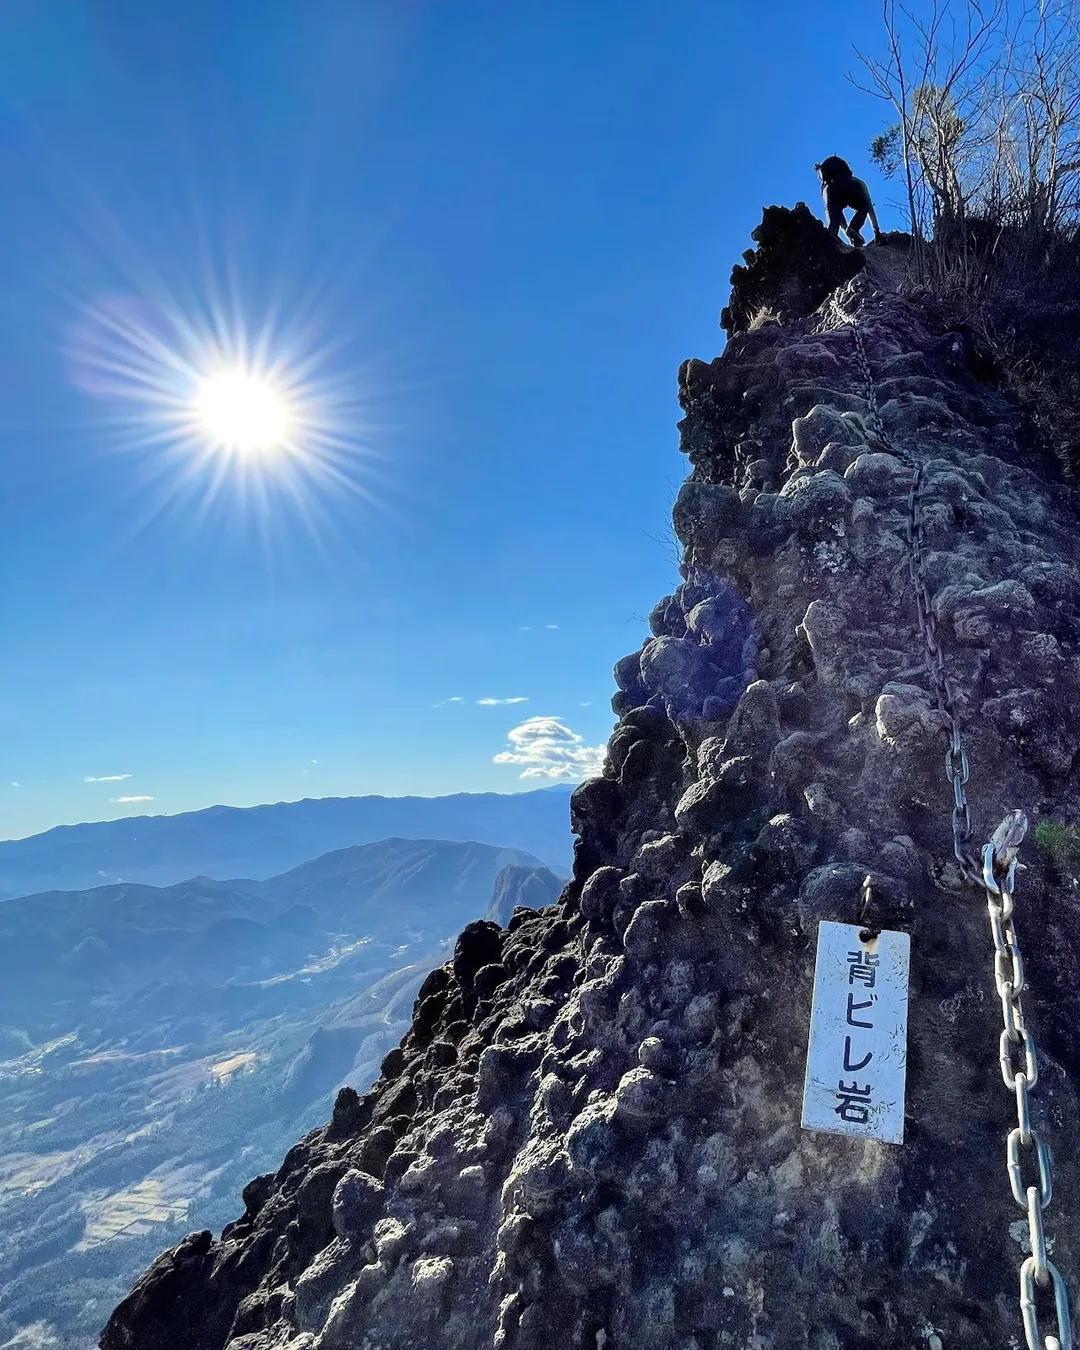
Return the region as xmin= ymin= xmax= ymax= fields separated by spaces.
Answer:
xmin=101 ymin=214 xmax=1080 ymax=1350
xmin=484 ymin=865 xmax=564 ymax=928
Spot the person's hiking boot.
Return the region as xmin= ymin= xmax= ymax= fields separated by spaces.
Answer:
xmin=846 ymin=227 xmax=866 ymax=248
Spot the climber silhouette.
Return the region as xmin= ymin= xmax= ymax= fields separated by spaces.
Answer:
xmin=815 ymin=156 xmax=881 ymax=248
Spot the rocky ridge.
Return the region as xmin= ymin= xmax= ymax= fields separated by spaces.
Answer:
xmin=0 ymin=840 xmax=558 ymax=1349
xmin=101 ymin=211 xmax=1080 ymax=1350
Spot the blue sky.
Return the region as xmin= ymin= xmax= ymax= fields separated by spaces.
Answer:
xmin=0 ymin=0 xmax=902 ymax=839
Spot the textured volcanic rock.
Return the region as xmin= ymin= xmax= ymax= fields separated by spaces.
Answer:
xmin=720 ymin=202 xmax=865 ymax=336
xmin=101 ymin=222 xmax=1080 ymax=1350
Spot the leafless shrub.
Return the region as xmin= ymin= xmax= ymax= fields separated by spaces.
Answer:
xmin=855 ymin=2 xmax=1080 ymax=285
xmin=988 ymin=3 xmax=1080 ymax=231
xmin=746 ymin=305 xmax=782 ymax=331
xmin=855 ymin=1 xmax=1080 ymax=470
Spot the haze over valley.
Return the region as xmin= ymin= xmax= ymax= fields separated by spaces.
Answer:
xmin=0 ymin=816 xmax=564 ymax=1348
xmin=0 ymin=789 xmax=574 ymax=903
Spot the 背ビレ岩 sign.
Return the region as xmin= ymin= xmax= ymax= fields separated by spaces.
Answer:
xmin=801 ymin=921 xmax=910 ymax=1145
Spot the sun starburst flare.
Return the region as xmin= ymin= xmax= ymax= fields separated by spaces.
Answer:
xmin=194 ymin=371 xmax=290 ymax=453
xmin=66 ymin=290 xmax=386 ymax=544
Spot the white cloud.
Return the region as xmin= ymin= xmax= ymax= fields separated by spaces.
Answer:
xmin=545 ymin=624 xmax=559 ymax=630
xmin=434 ymin=696 xmax=466 ymax=707
xmin=111 ymin=794 xmax=153 ymax=803
xmin=494 ymin=716 xmax=605 ymax=781
xmin=477 ymin=696 xmax=529 ymax=706
xmin=10 ymin=782 xmax=19 ymax=788
xmin=85 ymin=773 xmax=132 ymax=783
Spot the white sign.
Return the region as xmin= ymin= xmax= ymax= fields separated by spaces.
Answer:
xmin=801 ymin=921 xmax=910 ymax=1145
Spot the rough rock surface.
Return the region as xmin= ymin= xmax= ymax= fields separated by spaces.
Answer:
xmin=720 ymin=203 xmax=865 ymax=336
xmin=101 ymin=216 xmax=1080 ymax=1350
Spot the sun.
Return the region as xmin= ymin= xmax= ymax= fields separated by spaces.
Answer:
xmin=66 ymin=289 xmax=385 ymax=540
xmin=194 ymin=371 xmax=290 ymax=453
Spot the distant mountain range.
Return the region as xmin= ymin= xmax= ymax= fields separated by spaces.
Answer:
xmin=0 ymin=788 xmax=575 ymax=901
xmin=0 ymin=836 xmax=564 ymax=1347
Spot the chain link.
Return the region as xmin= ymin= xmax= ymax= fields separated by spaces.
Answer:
xmin=825 ymin=293 xmax=1073 ymax=1350
xmin=985 ymin=817 xmax=1072 ymax=1350
xmin=829 ymin=295 xmax=981 ymax=882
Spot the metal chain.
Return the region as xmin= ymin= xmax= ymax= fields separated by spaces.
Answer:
xmin=828 ymin=295 xmax=981 ymax=883
xmin=824 ymin=292 xmax=1073 ymax=1349
xmin=985 ymin=813 xmax=1073 ymax=1350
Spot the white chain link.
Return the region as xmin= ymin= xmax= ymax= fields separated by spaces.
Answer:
xmin=985 ymin=814 xmax=1073 ymax=1350
xmin=822 ymin=292 xmax=1073 ymax=1349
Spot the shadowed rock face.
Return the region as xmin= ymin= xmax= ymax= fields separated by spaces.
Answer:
xmin=101 ymin=223 xmax=1080 ymax=1350
xmin=720 ymin=202 xmax=865 ymax=336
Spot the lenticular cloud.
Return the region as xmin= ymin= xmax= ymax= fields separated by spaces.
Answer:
xmin=494 ymin=716 xmax=605 ymax=780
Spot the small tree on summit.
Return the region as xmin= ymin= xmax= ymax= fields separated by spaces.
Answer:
xmin=869 ymin=83 xmax=969 ymax=231
xmin=856 ymin=0 xmax=1080 ymax=262
xmin=857 ymin=1 xmax=1080 ymax=477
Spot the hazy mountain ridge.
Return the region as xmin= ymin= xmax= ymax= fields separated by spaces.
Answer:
xmin=0 ymin=790 xmax=574 ymax=901
xmin=0 ymin=838 xmax=563 ymax=1347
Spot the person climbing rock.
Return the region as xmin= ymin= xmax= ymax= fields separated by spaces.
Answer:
xmin=815 ymin=155 xmax=881 ymax=247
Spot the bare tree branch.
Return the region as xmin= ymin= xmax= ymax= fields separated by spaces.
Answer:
xmin=857 ymin=0 xmax=1080 ymax=266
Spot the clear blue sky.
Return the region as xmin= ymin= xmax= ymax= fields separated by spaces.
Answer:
xmin=0 ymin=0 xmax=902 ymax=840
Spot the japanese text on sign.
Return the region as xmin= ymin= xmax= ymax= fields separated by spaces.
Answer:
xmin=801 ymin=921 xmax=910 ymax=1145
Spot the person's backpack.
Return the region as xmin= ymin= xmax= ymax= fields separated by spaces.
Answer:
xmin=817 ymin=155 xmax=852 ymax=184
